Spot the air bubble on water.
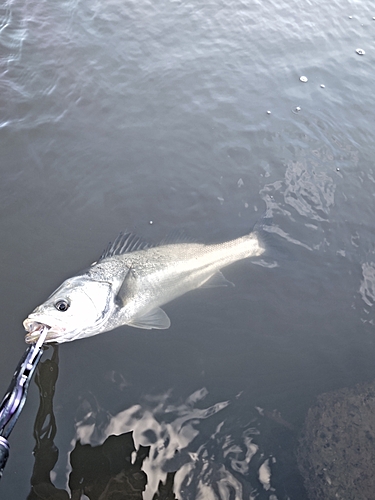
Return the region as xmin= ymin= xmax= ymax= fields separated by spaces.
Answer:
xmin=300 ymin=76 xmax=308 ymax=83
xmin=149 ymin=220 xmax=153 ymax=224
xmin=266 ymin=110 xmax=271 ymax=115
xmin=237 ymin=178 xmax=244 ymax=188
xmin=356 ymin=48 xmax=365 ymax=55
xmin=336 ymin=167 xmax=340 ymax=172
xmin=348 ymin=15 xmax=353 ymax=19
xmin=320 ymin=84 xmax=325 ymax=88
xmin=292 ymin=106 xmax=301 ymax=114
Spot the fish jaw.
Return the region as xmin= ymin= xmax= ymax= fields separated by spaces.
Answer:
xmin=23 ymin=316 xmax=66 ymax=344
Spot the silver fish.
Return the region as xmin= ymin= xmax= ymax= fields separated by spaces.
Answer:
xmin=24 ymin=229 xmax=265 ymax=344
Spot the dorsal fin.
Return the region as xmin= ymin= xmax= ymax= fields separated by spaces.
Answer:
xmin=99 ymin=232 xmax=152 ymax=261
xmin=159 ymin=228 xmax=195 ymax=245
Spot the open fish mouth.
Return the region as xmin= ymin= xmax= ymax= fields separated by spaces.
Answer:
xmin=24 ymin=319 xmax=65 ymax=344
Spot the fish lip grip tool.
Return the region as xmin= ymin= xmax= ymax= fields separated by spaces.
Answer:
xmin=0 ymin=327 xmax=48 ymax=478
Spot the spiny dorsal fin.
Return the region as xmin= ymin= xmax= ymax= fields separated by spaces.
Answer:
xmin=99 ymin=232 xmax=152 ymax=261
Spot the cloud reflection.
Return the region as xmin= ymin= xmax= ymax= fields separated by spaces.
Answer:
xmin=359 ymin=262 xmax=375 ymax=309
xmin=30 ymin=353 xmax=291 ymax=499
xmin=74 ymin=389 xmax=279 ymax=500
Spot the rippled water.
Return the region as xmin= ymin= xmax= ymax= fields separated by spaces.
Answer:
xmin=1 ymin=0 xmax=375 ymax=498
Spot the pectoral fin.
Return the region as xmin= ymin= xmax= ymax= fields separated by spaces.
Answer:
xmin=115 ymin=267 xmax=137 ymax=308
xmin=200 ymin=271 xmax=235 ymax=288
xmin=128 ymin=307 xmax=171 ymax=330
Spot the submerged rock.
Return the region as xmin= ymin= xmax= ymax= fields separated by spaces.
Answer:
xmin=297 ymin=381 xmax=375 ymax=500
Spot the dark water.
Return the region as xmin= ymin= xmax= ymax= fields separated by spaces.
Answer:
xmin=1 ymin=0 xmax=375 ymax=498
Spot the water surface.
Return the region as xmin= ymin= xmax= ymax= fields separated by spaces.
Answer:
xmin=1 ymin=0 xmax=375 ymax=498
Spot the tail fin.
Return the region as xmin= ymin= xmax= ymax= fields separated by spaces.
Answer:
xmin=250 ymin=214 xmax=273 ymax=256
xmin=251 ymin=214 xmax=293 ymax=270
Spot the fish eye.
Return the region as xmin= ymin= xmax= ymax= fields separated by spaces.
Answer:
xmin=55 ymin=299 xmax=70 ymax=312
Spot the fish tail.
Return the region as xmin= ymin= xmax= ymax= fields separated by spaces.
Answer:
xmin=247 ymin=214 xmax=273 ymax=256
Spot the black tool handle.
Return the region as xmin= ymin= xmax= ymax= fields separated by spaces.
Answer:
xmin=0 ymin=327 xmax=48 ymax=480
xmin=0 ymin=437 xmax=9 ymax=479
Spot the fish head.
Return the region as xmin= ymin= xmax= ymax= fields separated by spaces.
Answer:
xmin=24 ymin=275 xmax=114 ymax=344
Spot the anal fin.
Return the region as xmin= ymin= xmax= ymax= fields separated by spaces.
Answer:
xmin=128 ymin=307 xmax=171 ymax=330
xmin=200 ymin=271 xmax=235 ymax=288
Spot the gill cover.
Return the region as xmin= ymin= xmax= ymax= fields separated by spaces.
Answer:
xmin=51 ymin=275 xmax=113 ymax=325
